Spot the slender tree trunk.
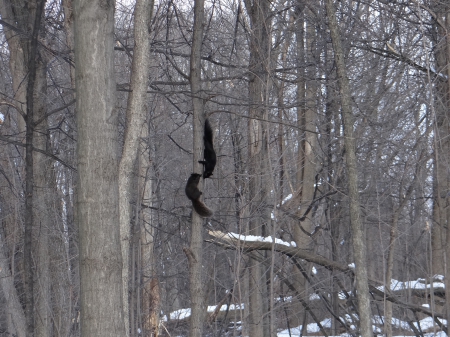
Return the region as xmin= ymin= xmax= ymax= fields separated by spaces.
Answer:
xmin=273 ymin=12 xmax=295 ymax=335
xmin=325 ymin=1 xmax=373 ymax=336
xmin=0 ymin=1 xmax=42 ymax=336
xmin=324 ymin=48 xmax=341 ymax=335
xmin=187 ymin=1 xmax=207 ymax=336
xmin=24 ymin=2 xmax=46 ymax=335
xmin=139 ymin=126 xmax=160 ymax=337
xmin=62 ymin=2 xmax=80 ymax=334
xmin=290 ymin=4 xmax=319 ymax=329
xmin=0 ymin=0 xmax=28 ymax=135
xmin=242 ymin=1 xmax=271 ymax=335
xmin=33 ymin=58 xmax=52 ymax=337
xmin=74 ymin=0 xmax=126 ymax=335
xmin=424 ymin=2 xmax=450 ymax=322
xmin=443 ymin=12 xmax=450 ymax=327
xmin=0 ymin=234 xmax=26 ymax=337
xmin=118 ymin=0 xmax=153 ymax=334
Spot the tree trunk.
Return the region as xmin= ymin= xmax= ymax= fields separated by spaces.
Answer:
xmin=74 ymin=0 xmax=126 ymax=335
xmin=0 ymin=1 xmax=45 ymax=336
xmin=431 ymin=5 xmax=450 ymax=326
xmin=242 ymin=1 xmax=271 ymax=335
xmin=118 ymin=0 xmax=153 ymax=334
xmin=325 ymin=1 xmax=373 ymax=336
xmin=24 ymin=1 xmax=46 ymax=335
xmin=0 ymin=234 xmax=26 ymax=337
xmin=285 ymin=3 xmax=319 ymax=329
xmin=139 ymin=125 xmax=160 ymax=337
xmin=187 ymin=1 xmax=207 ymax=336
xmin=33 ymin=57 xmax=52 ymax=337
xmin=0 ymin=0 xmax=28 ymax=135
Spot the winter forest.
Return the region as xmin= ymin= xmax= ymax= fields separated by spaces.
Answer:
xmin=0 ymin=0 xmax=449 ymax=336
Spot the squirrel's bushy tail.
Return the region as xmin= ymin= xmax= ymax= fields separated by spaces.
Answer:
xmin=185 ymin=173 xmax=213 ymax=218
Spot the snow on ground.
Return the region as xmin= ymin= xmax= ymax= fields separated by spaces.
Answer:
xmin=165 ymin=305 xmax=447 ymax=336
xmin=163 ymin=303 xmax=245 ymax=321
xmin=377 ymin=276 xmax=446 ymax=292
xmin=163 ymin=264 xmax=446 ymax=336
xmin=277 ymin=315 xmax=447 ymax=336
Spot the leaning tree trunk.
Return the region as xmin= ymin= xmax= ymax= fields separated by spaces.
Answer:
xmin=187 ymin=1 xmax=207 ymax=336
xmin=118 ymin=0 xmax=153 ymax=334
xmin=325 ymin=1 xmax=373 ymax=336
xmin=74 ymin=0 xmax=126 ymax=335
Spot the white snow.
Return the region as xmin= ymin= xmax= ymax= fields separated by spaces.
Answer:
xmin=377 ymin=277 xmax=445 ymax=292
xmin=225 ymin=231 xmax=297 ymax=247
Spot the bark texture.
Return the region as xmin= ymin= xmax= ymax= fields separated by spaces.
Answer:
xmin=118 ymin=0 xmax=153 ymax=334
xmin=325 ymin=1 xmax=373 ymax=336
xmin=188 ymin=1 xmax=207 ymax=336
xmin=242 ymin=1 xmax=271 ymax=335
xmin=74 ymin=0 xmax=126 ymax=335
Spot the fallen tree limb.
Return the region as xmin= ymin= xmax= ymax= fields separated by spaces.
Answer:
xmin=207 ymin=230 xmax=446 ymax=324
xmin=208 ymin=230 xmax=351 ymax=273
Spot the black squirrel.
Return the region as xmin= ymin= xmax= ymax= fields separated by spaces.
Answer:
xmin=198 ymin=119 xmax=216 ymax=178
xmin=185 ymin=173 xmax=213 ymax=218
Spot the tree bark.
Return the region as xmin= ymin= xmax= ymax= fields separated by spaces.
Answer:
xmin=285 ymin=3 xmax=319 ymax=329
xmin=33 ymin=57 xmax=52 ymax=337
xmin=325 ymin=1 xmax=373 ymax=336
xmin=0 ymin=1 xmax=45 ymax=335
xmin=242 ymin=1 xmax=271 ymax=335
xmin=0 ymin=234 xmax=26 ymax=337
xmin=118 ymin=0 xmax=153 ymax=334
xmin=187 ymin=1 xmax=207 ymax=336
xmin=23 ymin=1 xmax=46 ymax=335
xmin=139 ymin=125 xmax=160 ymax=336
xmin=74 ymin=0 xmax=126 ymax=335
xmin=0 ymin=0 xmax=28 ymax=135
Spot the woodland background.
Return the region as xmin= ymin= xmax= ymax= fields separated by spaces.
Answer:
xmin=0 ymin=0 xmax=449 ymax=336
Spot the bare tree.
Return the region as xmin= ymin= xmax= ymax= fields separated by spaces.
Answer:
xmin=186 ymin=1 xmax=207 ymax=336
xmin=23 ymin=1 xmax=47 ymax=336
xmin=0 ymin=1 xmax=448 ymax=336
xmin=118 ymin=0 xmax=154 ymax=334
xmin=428 ymin=0 xmax=450 ymax=326
xmin=242 ymin=1 xmax=272 ymax=335
xmin=74 ymin=0 xmax=126 ymax=335
xmin=325 ymin=1 xmax=373 ymax=336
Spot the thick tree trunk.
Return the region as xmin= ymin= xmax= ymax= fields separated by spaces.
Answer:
xmin=187 ymin=1 xmax=207 ymax=336
xmin=118 ymin=0 xmax=153 ymax=334
xmin=325 ymin=1 xmax=373 ymax=336
xmin=74 ymin=0 xmax=126 ymax=335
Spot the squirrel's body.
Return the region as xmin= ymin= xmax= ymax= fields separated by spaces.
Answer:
xmin=199 ymin=119 xmax=216 ymax=178
xmin=185 ymin=173 xmax=213 ymax=218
